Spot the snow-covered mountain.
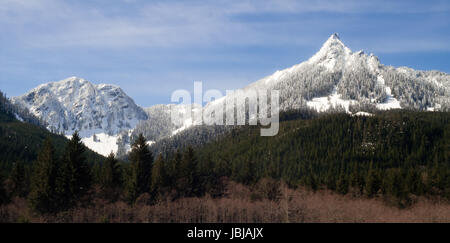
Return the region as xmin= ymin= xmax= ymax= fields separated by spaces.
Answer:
xmin=201 ymin=33 xmax=449 ymax=119
xmin=12 ymin=77 xmax=148 ymax=156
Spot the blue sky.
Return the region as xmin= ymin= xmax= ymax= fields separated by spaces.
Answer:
xmin=0 ymin=0 xmax=449 ymax=107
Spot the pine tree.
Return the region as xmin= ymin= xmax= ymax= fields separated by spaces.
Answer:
xmin=151 ymin=154 xmax=167 ymax=200
xmin=29 ymin=138 xmax=60 ymax=214
xmin=200 ymin=154 xmax=225 ymax=198
xmin=57 ymin=131 xmax=91 ymax=209
xmin=126 ymin=133 xmax=153 ymax=204
xmin=125 ymin=164 xmax=139 ymax=205
xmin=177 ymin=146 xmax=199 ymax=197
xmin=100 ymin=152 xmax=122 ymax=189
xmin=91 ymin=161 xmax=102 ymax=185
xmin=169 ymin=150 xmax=182 ymax=187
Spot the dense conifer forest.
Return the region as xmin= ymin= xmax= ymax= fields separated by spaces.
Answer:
xmin=195 ymin=110 xmax=450 ymax=207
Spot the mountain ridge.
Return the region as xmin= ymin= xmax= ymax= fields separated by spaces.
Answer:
xmin=12 ymin=77 xmax=148 ymax=156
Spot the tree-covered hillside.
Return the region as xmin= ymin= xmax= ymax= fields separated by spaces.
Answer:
xmin=193 ymin=110 xmax=450 ymax=205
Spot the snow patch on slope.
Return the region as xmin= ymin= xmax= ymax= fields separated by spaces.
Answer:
xmin=306 ymin=87 xmax=356 ymax=113
xmin=375 ymin=75 xmax=402 ymax=110
xmin=65 ymin=133 xmax=118 ymax=157
xmin=172 ymin=117 xmax=193 ymax=136
xmin=14 ymin=113 xmax=24 ymax=122
xmin=352 ymin=111 xmax=373 ymax=117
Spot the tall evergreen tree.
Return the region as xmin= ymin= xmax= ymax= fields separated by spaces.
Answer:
xmin=100 ymin=152 xmax=122 ymax=190
xmin=177 ymin=146 xmax=199 ymax=197
xmin=151 ymin=154 xmax=167 ymax=199
xmin=91 ymin=162 xmax=102 ymax=185
xmin=29 ymin=138 xmax=60 ymax=214
xmin=125 ymin=163 xmax=139 ymax=205
xmin=126 ymin=133 xmax=153 ymax=204
xmin=168 ymin=150 xmax=182 ymax=188
xmin=199 ymin=154 xmax=225 ymax=198
xmin=57 ymin=131 xmax=91 ymax=209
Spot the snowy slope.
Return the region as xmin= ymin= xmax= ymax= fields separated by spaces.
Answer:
xmin=131 ymin=103 xmax=202 ymax=141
